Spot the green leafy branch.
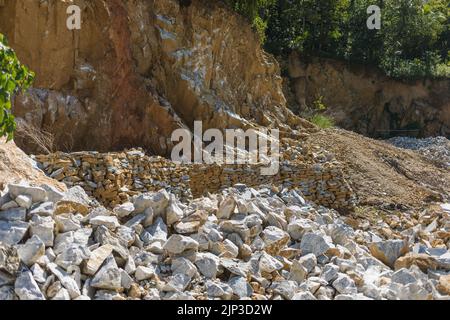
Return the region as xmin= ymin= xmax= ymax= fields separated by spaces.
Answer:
xmin=0 ymin=33 xmax=34 ymax=141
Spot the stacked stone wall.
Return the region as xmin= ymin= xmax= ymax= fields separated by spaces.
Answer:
xmin=34 ymin=149 xmax=354 ymax=211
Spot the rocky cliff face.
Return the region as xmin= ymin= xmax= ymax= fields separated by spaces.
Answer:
xmin=0 ymin=0 xmax=306 ymax=155
xmin=286 ymin=52 xmax=450 ymax=138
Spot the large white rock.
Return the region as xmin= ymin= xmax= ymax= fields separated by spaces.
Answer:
xmin=15 ymin=195 xmax=32 ymax=209
xmin=166 ymin=197 xmax=184 ymax=225
xmin=113 ymin=202 xmax=135 ymax=218
xmin=163 ymin=273 xmax=192 ymax=292
xmin=287 ymin=218 xmax=315 ymax=240
xmin=206 ymin=280 xmax=233 ymax=299
xmin=55 ymin=244 xmax=91 ymax=269
xmin=53 ymin=232 xmax=75 ymax=255
xmin=369 ymin=240 xmax=409 ymax=268
xmin=261 ymin=226 xmax=290 ymax=254
xmin=270 ymin=280 xmax=298 ymax=300
xmin=84 ymin=244 xmax=114 ymax=276
xmin=40 ymin=184 xmax=65 ymax=203
xmin=172 ymin=257 xmax=198 ymax=278
xmin=163 ymin=234 xmax=199 ymax=254
xmin=90 ymin=255 xmax=122 ymax=290
xmin=216 ymin=197 xmax=236 ymax=220
xmin=55 ymin=213 xmax=82 ymax=233
xmin=29 ymin=202 xmax=54 ymax=217
xmin=321 ymin=264 xmax=339 ymax=283
xmin=228 ymin=276 xmax=253 ymax=298
xmin=133 ymin=190 xmax=169 ymax=215
xmin=258 ymin=251 xmax=284 ymax=273
xmin=332 ymin=273 xmax=358 ymax=295
xmin=195 ymin=252 xmax=220 ymax=278
xmin=289 ymin=260 xmax=308 ymax=283
xmin=17 ymin=235 xmax=45 ymax=266
xmin=30 ymin=215 xmax=55 ymax=246
xmin=14 ymin=270 xmax=45 ymax=300
xmin=0 ymin=207 xmax=26 ymax=221
xmin=141 ymin=217 xmax=168 ymax=245
xmin=30 ymin=264 xmax=47 ymax=283
xmin=299 ymin=253 xmax=317 ymax=273
xmin=8 ymin=183 xmax=47 ymax=203
xmin=120 ymin=269 xmax=133 ymax=290
xmin=90 ymin=215 xmax=120 ymax=230
xmin=219 ymin=239 xmax=239 ymax=258
xmin=52 ymin=288 xmax=71 ymax=300
xmin=300 ymin=232 xmax=335 ymax=257
xmin=135 ymin=265 xmax=155 ymax=281
xmin=391 ymin=268 xmax=417 ymax=285
xmin=55 ymin=186 xmax=91 ymax=215
xmin=47 ymin=262 xmax=81 ymax=298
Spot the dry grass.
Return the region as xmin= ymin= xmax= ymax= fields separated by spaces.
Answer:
xmin=15 ymin=118 xmax=55 ymax=154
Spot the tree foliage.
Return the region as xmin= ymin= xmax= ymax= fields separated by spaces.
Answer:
xmin=225 ymin=0 xmax=276 ymax=42
xmin=0 ymin=33 xmax=34 ymax=140
xmin=230 ymin=0 xmax=450 ymax=79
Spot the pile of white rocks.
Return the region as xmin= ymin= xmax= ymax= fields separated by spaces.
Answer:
xmin=0 ymin=181 xmax=449 ymax=300
xmin=387 ymin=136 xmax=450 ymax=169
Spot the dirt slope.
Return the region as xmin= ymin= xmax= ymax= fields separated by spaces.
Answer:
xmin=306 ymin=129 xmax=450 ymax=209
xmin=0 ymin=139 xmax=66 ymax=191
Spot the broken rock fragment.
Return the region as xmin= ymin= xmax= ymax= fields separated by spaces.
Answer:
xmin=14 ymin=270 xmax=45 ymax=300
xmin=163 ymin=234 xmax=199 ymax=255
xmin=369 ymin=240 xmax=409 ymax=268
xmin=17 ymin=235 xmax=45 ymax=266
xmin=300 ymin=232 xmax=335 ymax=257
xmin=90 ymin=255 xmax=122 ymax=291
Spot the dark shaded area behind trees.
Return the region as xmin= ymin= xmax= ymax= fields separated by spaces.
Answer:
xmin=226 ymin=0 xmax=450 ymax=79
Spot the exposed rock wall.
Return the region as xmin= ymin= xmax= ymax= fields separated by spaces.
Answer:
xmin=0 ymin=0 xmax=308 ymax=155
xmin=286 ymin=52 xmax=450 ymax=138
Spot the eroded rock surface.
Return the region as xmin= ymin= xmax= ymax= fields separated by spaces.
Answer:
xmin=0 ymin=0 xmax=308 ymax=155
xmin=286 ymin=52 xmax=450 ymax=138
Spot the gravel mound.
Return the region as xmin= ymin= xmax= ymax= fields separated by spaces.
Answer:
xmin=387 ymin=136 xmax=450 ymax=169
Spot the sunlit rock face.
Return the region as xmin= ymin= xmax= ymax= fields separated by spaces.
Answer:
xmin=0 ymin=0 xmax=307 ymax=155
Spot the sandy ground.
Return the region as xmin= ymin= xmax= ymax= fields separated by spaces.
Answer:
xmin=306 ymin=129 xmax=450 ymax=209
xmin=0 ymin=139 xmax=66 ymax=191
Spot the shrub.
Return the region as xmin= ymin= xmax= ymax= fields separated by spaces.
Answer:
xmin=225 ymin=0 xmax=275 ymax=43
xmin=310 ymin=114 xmax=335 ymax=129
xmin=0 ymin=33 xmax=34 ymax=141
xmin=313 ymin=95 xmax=327 ymax=112
xmin=14 ymin=118 xmax=55 ymax=154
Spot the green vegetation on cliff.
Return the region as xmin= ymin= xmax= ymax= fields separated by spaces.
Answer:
xmin=228 ymin=0 xmax=450 ymax=79
xmin=225 ymin=0 xmax=275 ymax=42
xmin=0 ymin=34 xmax=34 ymax=140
